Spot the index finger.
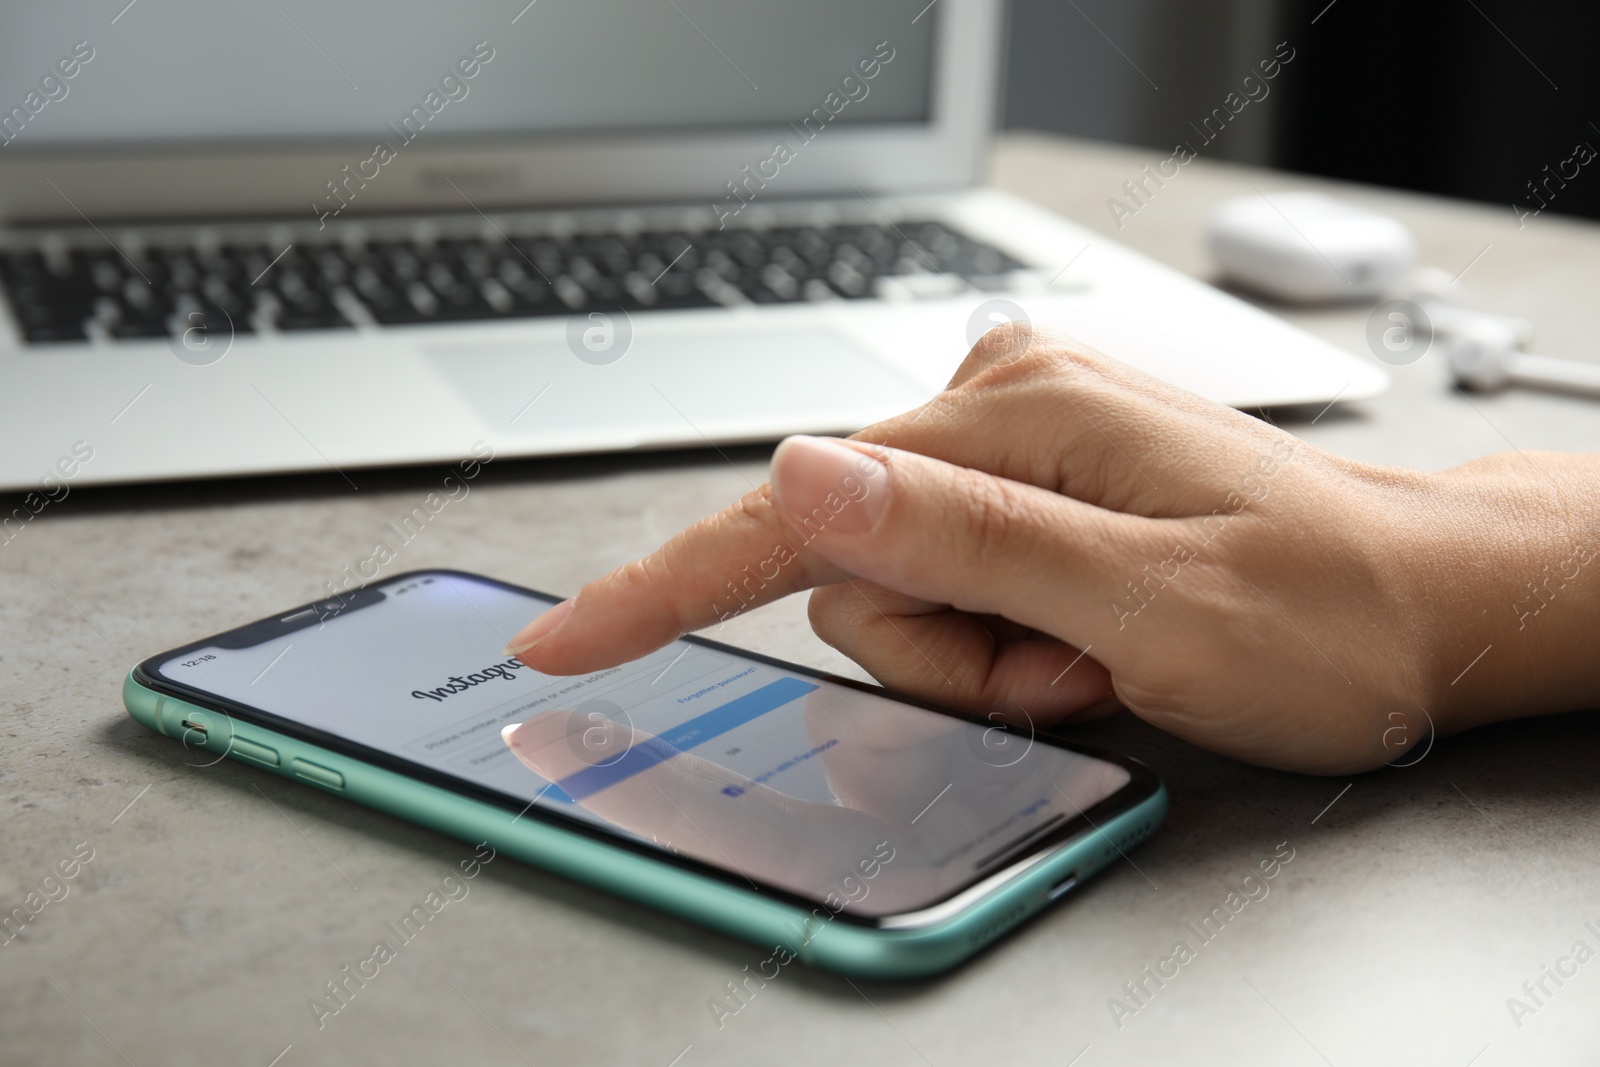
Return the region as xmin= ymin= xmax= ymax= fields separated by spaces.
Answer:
xmin=509 ymin=478 xmax=863 ymax=676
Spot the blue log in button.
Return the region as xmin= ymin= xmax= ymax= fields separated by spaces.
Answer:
xmin=553 ymin=676 xmax=819 ymax=801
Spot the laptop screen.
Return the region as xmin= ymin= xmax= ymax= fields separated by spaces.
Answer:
xmin=1 ymin=1 xmax=934 ymax=147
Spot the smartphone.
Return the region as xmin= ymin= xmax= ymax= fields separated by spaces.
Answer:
xmin=125 ymin=569 xmax=1165 ymax=979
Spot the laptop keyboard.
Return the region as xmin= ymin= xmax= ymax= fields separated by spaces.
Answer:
xmin=0 ymin=220 xmax=1028 ymax=345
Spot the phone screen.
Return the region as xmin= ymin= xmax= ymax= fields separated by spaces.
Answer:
xmin=150 ymin=571 xmax=1139 ymax=920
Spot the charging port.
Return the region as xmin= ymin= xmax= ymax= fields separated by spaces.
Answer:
xmin=180 ymin=719 xmax=208 ymax=738
xmin=1047 ymin=872 xmax=1079 ymax=901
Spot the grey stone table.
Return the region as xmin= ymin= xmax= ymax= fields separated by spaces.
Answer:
xmin=3 ymin=134 xmax=1598 ymax=1067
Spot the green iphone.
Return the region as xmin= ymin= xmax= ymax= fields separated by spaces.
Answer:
xmin=124 ymin=569 xmax=1165 ymax=979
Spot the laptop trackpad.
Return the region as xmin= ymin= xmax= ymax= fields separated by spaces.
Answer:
xmin=425 ymin=328 xmax=928 ymax=448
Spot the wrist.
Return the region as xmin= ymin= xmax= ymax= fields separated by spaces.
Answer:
xmin=1403 ymin=454 xmax=1600 ymax=734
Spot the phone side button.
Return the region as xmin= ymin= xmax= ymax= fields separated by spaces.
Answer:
xmin=230 ymin=737 xmax=281 ymax=767
xmin=291 ymin=758 xmax=345 ymax=791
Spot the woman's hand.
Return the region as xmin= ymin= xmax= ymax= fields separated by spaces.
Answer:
xmin=507 ymin=326 xmax=1600 ymax=774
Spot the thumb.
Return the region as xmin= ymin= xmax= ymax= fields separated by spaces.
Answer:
xmin=770 ymin=435 xmax=1160 ymax=655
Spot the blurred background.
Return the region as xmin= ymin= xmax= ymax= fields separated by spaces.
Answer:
xmin=1004 ymin=0 xmax=1600 ymax=222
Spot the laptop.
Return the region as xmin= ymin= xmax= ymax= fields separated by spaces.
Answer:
xmin=0 ymin=0 xmax=1386 ymax=492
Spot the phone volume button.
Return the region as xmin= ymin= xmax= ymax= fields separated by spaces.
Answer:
xmin=230 ymin=737 xmax=281 ymax=767
xmin=291 ymin=758 xmax=345 ymax=791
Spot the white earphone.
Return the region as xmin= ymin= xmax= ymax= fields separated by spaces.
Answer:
xmin=1441 ymin=314 xmax=1600 ymax=396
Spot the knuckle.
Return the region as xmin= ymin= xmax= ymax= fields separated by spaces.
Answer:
xmin=710 ymin=483 xmax=788 ymax=541
xmin=969 ymin=319 xmax=1037 ymax=357
xmin=806 ymin=585 xmax=850 ymax=646
xmin=665 ymin=485 xmax=789 ymax=571
xmin=730 ymin=482 xmax=781 ymax=527
xmin=612 ymin=553 xmax=679 ymax=611
xmin=607 ymin=554 xmax=663 ymax=596
xmin=646 ymin=484 xmax=806 ymax=626
xmin=960 ymin=330 xmax=1107 ymax=392
xmin=959 ymin=475 xmax=1036 ymax=557
xmin=961 ymin=321 xmax=1041 ymax=378
xmin=618 ymin=543 xmax=711 ymax=635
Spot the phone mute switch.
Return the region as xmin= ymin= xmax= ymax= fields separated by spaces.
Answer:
xmin=291 ymin=758 xmax=345 ymax=791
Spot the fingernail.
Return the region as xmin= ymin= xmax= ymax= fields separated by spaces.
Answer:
xmin=770 ymin=436 xmax=888 ymax=537
xmin=501 ymin=722 xmax=521 ymax=747
xmin=504 ymin=598 xmax=575 ymax=656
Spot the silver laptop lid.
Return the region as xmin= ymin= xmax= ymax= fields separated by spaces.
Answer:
xmin=0 ymin=0 xmax=1000 ymax=223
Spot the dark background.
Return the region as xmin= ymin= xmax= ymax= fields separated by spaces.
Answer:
xmin=1002 ymin=0 xmax=1600 ymax=223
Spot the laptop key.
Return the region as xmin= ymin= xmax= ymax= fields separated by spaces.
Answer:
xmin=826 ymin=260 xmax=869 ymax=297
xmin=274 ymin=282 xmax=351 ymax=331
xmin=803 ymin=279 xmax=836 ymax=302
xmin=92 ymin=260 xmax=123 ymax=292
xmin=496 ymin=269 xmax=556 ymax=311
xmin=277 ymin=307 xmax=353 ymax=330
xmin=2 ymin=250 xmax=46 ymax=281
xmin=21 ymin=321 xmax=90 ymax=343
xmin=109 ymin=315 xmax=174 ymax=339
xmin=480 ymin=279 xmax=515 ymax=314
xmin=553 ymin=277 xmax=588 ymax=310
xmin=759 ymin=264 xmax=799 ymax=301
xmin=405 ymin=282 xmax=440 ymax=317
